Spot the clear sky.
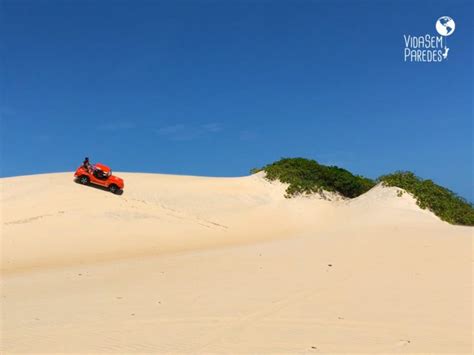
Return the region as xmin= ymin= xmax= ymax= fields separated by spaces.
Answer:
xmin=1 ymin=0 xmax=472 ymax=200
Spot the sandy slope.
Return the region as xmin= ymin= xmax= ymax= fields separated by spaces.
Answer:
xmin=1 ymin=172 xmax=472 ymax=353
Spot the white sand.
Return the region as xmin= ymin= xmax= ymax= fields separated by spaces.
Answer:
xmin=1 ymin=172 xmax=472 ymax=353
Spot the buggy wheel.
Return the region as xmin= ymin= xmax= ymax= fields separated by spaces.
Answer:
xmin=109 ymin=184 xmax=119 ymax=194
xmin=79 ymin=175 xmax=89 ymax=185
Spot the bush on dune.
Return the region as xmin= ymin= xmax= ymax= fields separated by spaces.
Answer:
xmin=251 ymin=158 xmax=474 ymax=226
xmin=252 ymin=157 xmax=375 ymax=198
xmin=378 ymin=171 xmax=474 ymax=226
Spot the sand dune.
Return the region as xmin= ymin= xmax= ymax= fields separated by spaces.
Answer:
xmin=1 ymin=172 xmax=472 ymax=353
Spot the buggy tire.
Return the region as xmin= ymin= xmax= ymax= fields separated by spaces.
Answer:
xmin=79 ymin=175 xmax=89 ymax=185
xmin=109 ymin=184 xmax=119 ymax=194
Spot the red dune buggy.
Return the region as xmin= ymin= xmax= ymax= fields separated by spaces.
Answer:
xmin=74 ymin=163 xmax=124 ymax=194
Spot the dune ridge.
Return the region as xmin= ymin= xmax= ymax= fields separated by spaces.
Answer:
xmin=1 ymin=172 xmax=472 ymax=353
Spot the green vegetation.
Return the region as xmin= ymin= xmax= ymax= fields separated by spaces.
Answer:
xmin=252 ymin=157 xmax=375 ymax=198
xmin=378 ymin=171 xmax=474 ymax=226
xmin=251 ymin=158 xmax=474 ymax=226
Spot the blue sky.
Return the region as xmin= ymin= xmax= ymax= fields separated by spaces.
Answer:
xmin=1 ymin=0 xmax=472 ymax=200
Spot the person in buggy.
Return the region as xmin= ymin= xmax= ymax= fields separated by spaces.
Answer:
xmin=82 ymin=157 xmax=113 ymax=180
xmin=94 ymin=167 xmax=107 ymax=180
xmin=82 ymin=157 xmax=93 ymax=173
xmin=82 ymin=157 xmax=105 ymax=178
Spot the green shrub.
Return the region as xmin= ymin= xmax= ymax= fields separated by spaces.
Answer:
xmin=378 ymin=171 xmax=474 ymax=226
xmin=251 ymin=159 xmax=473 ymax=226
xmin=252 ymin=157 xmax=375 ymax=198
